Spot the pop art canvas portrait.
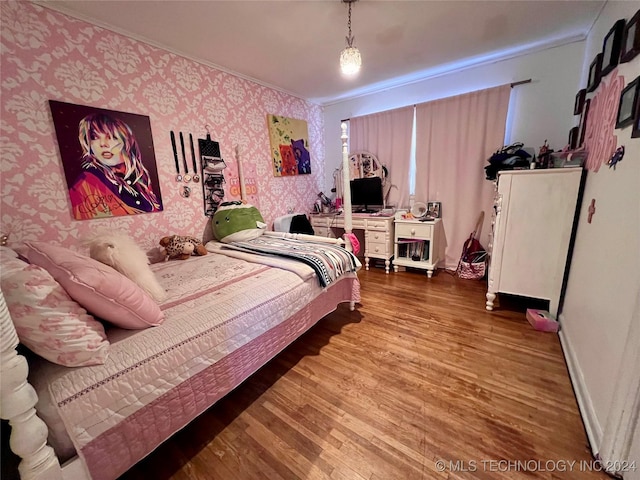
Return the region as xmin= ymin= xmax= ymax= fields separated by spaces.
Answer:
xmin=267 ymin=114 xmax=311 ymax=176
xmin=49 ymin=100 xmax=163 ymax=220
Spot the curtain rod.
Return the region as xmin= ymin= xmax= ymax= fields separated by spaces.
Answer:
xmin=511 ymin=78 xmax=532 ymax=88
xmin=341 ymin=79 xmax=531 ymax=122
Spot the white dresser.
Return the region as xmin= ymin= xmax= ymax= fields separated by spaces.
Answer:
xmin=486 ymin=169 xmax=584 ymax=317
xmin=310 ymin=213 xmax=395 ymax=273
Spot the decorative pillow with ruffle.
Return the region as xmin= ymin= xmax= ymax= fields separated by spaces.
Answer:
xmin=22 ymin=242 xmax=164 ymax=329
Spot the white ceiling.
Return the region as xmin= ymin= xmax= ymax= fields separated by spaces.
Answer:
xmin=37 ymin=0 xmax=606 ymax=105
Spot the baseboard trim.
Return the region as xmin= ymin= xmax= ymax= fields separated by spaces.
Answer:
xmin=558 ymin=320 xmax=602 ymax=456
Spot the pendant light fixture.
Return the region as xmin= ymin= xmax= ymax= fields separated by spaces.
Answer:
xmin=340 ymin=0 xmax=361 ymax=76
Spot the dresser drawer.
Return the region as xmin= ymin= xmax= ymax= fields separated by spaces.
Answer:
xmin=351 ymin=218 xmax=366 ymax=230
xmin=366 ymin=219 xmax=391 ymax=231
xmin=367 ymin=230 xmax=388 ymax=243
xmin=313 ymin=227 xmax=336 ymax=238
xmin=310 ymin=216 xmax=331 ymax=228
xmin=366 ymin=239 xmax=390 ymax=257
xmin=395 ymin=222 xmax=432 ymax=239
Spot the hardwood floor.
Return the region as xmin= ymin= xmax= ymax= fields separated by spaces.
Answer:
xmin=118 ymin=267 xmax=605 ymax=480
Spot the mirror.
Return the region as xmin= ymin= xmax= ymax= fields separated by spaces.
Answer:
xmin=411 ymin=202 xmax=427 ymax=217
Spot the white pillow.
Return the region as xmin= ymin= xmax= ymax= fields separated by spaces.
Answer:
xmin=84 ymin=231 xmax=166 ymax=302
xmin=0 ymin=254 xmax=110 ymax=367
xmin=0 ymin=245 xmax=18 ymax=259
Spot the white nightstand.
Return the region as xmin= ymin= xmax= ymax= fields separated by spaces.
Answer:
xmin=393 ymin=218 xmax=443 ymax=278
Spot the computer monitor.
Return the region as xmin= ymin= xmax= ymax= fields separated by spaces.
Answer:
xmin=350 ymin=177 xmax=384 ymax=213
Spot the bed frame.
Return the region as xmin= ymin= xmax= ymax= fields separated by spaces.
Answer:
xmin=0 ymin=123 xmax=355 ymax=479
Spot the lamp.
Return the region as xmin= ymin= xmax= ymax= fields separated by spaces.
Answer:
xmin=340 ymin=0 xmax=361 ymax=76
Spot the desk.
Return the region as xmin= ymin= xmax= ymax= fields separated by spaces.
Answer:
xmin=310 ymin=213 xmax=395 ymax=273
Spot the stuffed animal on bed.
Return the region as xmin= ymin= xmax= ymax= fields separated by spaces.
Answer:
xmin=212 ymin=201 xmax=267 ymax=243
xmin=159 ymin=235 xmax=208 ymax=261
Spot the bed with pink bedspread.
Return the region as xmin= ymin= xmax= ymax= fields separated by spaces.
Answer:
xmin=20 ymin=248 xmax=359 ymax=480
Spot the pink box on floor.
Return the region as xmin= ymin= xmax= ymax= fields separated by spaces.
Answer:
xmin=526 ymin=309 xmax=559 ymax=332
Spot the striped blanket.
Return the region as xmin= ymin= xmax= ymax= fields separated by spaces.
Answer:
xmin=223 ymin=236 xmax=359 ymax=287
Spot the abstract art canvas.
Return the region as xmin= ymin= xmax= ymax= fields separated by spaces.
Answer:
xmin=49 ymin=101 xmax=163 ymax=220
xmin=267 ymin=114 xmax=311 ymax=176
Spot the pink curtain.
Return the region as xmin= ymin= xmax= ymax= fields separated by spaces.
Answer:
xmin=350 ymin=106 xmax=414 ymax=208
xmin=414 ymin=85 xmax=511 ymax=269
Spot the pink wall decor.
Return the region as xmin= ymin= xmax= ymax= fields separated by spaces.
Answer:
xmin=0 ymin=2 xmax=324 ymax=250
xmin=584 ymin=69 xmax=625 ymax=172
xmin=587 ymin=199 xmax=596 ymax=223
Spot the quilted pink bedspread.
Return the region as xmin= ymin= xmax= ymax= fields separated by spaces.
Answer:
xmin=32 ymin=253 xmax=359 ymax=480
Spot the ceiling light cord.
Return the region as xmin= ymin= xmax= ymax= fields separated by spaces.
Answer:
xmin=346 ymin=1 xmax=354 ymax=47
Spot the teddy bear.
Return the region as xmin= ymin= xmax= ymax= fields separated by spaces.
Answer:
xmin=159 ymin=235 xmax=208 ymax=261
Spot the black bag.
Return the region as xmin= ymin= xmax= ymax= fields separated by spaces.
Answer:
xmin=484 ymin=142 xmax=531 ymax=180
xmin=289 ymin=214 xmax=314 ymax=235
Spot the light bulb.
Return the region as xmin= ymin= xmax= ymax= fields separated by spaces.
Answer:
xmin=340 ymin=46 xmax=362 ymax=76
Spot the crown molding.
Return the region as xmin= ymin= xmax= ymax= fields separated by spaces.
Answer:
xmin=315 ymin=32 xmax=587 ymax=106
xmin=33 ymin=1 xmax=587 ymax=108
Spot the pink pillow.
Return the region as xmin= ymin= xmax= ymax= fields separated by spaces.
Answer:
xmin=22 ymin=242 xmax=164 ymax=329
xmin=0 ymin=255 xmax=110 ymax=367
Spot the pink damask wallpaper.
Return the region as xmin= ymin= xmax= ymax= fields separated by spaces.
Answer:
xmin=0 ymin=2 xmax=324 ymax=250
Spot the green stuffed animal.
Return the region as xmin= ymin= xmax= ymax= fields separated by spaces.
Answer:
xmin=212 ymin=201 xmax=266 ymax=243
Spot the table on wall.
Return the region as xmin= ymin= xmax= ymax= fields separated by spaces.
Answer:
xmin=310 ymin=213 xmax=395 ymax=273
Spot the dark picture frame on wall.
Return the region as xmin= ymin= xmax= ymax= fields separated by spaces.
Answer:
xmin=587 ymin=53 xmax=602 ymax=92
xmin=621 ymin=9 xmax=640 ymax=63
xmin=568 ymin=126 xmax=579 ymax=150
xmin=49 ymin=100 xmax=164 ymax=220
xmin=578 ymin=99 xmax=591 ymax=147
xmin=601 ymin=19 xmax=626 ymax=78
xmin=574 ymin=89 xmax=586 ymax=115
xmin=616 ymin=76 xmax=639 ymax=129
xmin=632 ymin=111 xmax=640 ymax=138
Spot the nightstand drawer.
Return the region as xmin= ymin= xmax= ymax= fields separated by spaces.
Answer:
xmin=395 ymin=222 xmax=432 ymax=239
